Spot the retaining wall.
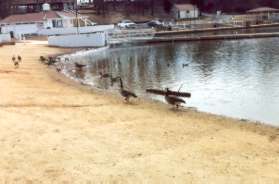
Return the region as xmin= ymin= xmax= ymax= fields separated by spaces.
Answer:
xmin=48 ymin=32 xmax=106 ymax=48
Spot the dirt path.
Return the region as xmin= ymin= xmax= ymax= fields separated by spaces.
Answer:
xmin=0 ymin=42 xmax=278 ymax=183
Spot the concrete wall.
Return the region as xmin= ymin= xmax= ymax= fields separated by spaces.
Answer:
xmin=174 ymin=9 xmax=199 ymax=19
xmin=0 ymin=24 xmax=114 ymax=40
xmin=38 ymin=25 xmax=114 ymax=36
xmin=1 ymin=24 xmax=40 ymax=39
xmin=48 ymin=32 xmax=106 ymax=48
xmin=0 ymin=33 xmax=11 ymax=43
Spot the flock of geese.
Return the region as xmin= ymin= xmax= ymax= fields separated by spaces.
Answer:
xmin=38 ymin=55 xmax=188 ymax=109
xmin=11 ymin=55 xmax=22 ymax=69
xmin=99 ymin=72 xmax=138 ymax=102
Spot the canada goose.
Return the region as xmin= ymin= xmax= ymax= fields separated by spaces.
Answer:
xmin=47 ymin=56 xmax=56 ymax=65
xmin=17 ymin=55 xmax=22 ymax=62
xmin=165 ymin=88 xmax=185 ymax=108
xmin=182 ymin=63 xmax=189 ymax=68
xmin=55 ymin=57 xmax=61 ymax=62
xmin=110 ymin=76 xmax=120 ymax=86
xmin=74 ymin=62 xmax=86 ymax=70
xmin=13 ymin=60 xmax=19 ymax=68
xmin=56 ymin=63 xmax=63 ymax=72
xmin=119 ymin=78 xmax=137 ymax=102
xmin=99 ymin=72 xmax=111 ymax=79
xmin=12 ymin=56 xmax=16 ymax=62
xmin=12 ymin=55 xmax=20 ymax=68
xmin=40 ymin=56 xmax=46 ymax=62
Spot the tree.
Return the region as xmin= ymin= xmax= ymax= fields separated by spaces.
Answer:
xmin=163 ymin=0 xmax=173 ymax=13
xmin=94 ymin=0 xmax=105 ymax=15
xmin=191 ymin=0 xmax=205 ymax=9
xmin=150 ymin=0 xmax=155 ymax=16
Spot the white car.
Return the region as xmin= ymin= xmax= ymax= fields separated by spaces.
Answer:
xmin=117 ymin=20 xmax=136 ymax=28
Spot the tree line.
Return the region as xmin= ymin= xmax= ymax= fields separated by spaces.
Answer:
xmin=92 ymin=0 xmax=279 ymax=15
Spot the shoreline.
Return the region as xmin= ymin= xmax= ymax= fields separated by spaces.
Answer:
xmin=54 ymin=65 xmax=278 ymax=130
xmin=0 ymin=42 xmax=279 ymax=183
xmin=57 ymin=44 xmax=277 ymax=127
xmin=50 ymin=53 xmax=279 ymax=133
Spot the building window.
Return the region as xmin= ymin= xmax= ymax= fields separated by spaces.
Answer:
xmin=52 ymin=19 xmax=63 ymax=28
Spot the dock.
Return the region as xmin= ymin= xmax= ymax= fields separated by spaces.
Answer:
xmin=155 ymin=23 xmax=279 ymax=36
xmin=108 ymin=23 xmax=279 ymax=46
xmin=109 ymin=32 xmax=279 ymax=46
xmin=147 ymin=32 xmax=279 ymax=43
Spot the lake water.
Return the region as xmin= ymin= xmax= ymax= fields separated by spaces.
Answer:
xmin=62 ymin=38 xmax=279 ymax=126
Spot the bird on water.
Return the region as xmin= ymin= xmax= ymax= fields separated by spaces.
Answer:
xmin=74 ymin=62 xmax=86 ymax=70
xmin=110 ymin=76 xmax=120 ymax=86
xmin=17 ymin=55 xmax=22 ymax=62
xmin=99 ymin=72 xmax=111 ymax=79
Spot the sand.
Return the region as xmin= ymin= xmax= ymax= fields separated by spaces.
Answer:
xmin=0 ymin=41 xmax=279 ymax=183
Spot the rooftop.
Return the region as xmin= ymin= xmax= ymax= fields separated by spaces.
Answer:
xmin=247 ymin=7 xmax=279 ymax=13
xmin=11 ymin=0 xmax=74 ymax=5
xmin=0 ymin=11 xmax=76 ymax=24
xmin=174 ymin=4 xmax=198 ymax=11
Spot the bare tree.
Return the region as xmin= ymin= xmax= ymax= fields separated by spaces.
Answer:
xmin=95 ymin=0 xmax=106 ymax=15
xmin=163 ymin=0 xmax=173 ymax=14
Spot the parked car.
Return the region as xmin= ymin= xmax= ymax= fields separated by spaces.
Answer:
xmin=147 ymin=20 xmax=164 ymax=28
xmin=148 ymin=20 xmax=172 ymax=30
xmin=117 ymin=20 xmax=136 ymax=28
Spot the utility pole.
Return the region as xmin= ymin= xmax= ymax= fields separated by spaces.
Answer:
xmin=75 ymin=0 xmax=80 ymax=34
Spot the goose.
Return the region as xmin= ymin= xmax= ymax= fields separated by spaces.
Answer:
xmin=13 ymin=60 xmax=20 ymax=68
xmin=119 ymin=78 xmax=137 ymax=102
xmin=182 ymin=63 xmax=189 ymax=68
xmin=56 ymin=63 xmax=63 ymax=72
xmin=47 ymin=56 xmax=56 ymax=66
xmin=12 ymin=55 xmax=19 ymax=68
xmin=74 ymin=62 xmax=86 ymax=70
xmin=110 ymin=76 xmax=120 ymax=86
xmin=39 ymin=56 xmax=47 ymax=62
xmin=165 ymin=88 xmax=185 ymax=108
xmin=55 ymin=57 xmax=61 ymax=62
xmin=12 ymin=56 xmax=16 ymax=63
xmin=99 ymin=72 xmax=111 ymax=79
xmin=17 ymin=55 xmax=22 ymax=62
xmin=56 ymin=67 xmax=62 ymax=72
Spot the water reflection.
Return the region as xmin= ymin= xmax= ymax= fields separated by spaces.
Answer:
xmin=63 ymin=38 xmax=279 ymax=126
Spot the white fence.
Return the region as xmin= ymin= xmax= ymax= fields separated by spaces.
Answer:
xmin=0 ymin=33 xmax=12 ymax=43
xmin=108 ymin=28 xmax=155 ymax=44
xmin=39 ymin=25 xmax=114 ymax=36
xmin=48 ymin=32 xmax=106 ymax=48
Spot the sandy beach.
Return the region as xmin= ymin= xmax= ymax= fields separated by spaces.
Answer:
xmin=0 ymin=42 xmax=279 ymax=183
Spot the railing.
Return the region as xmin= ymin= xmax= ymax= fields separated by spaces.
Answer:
xmin=107 ymin=28 xmax=156 ymax=44
xmin=64 ymin=9 xmax=96 ymax=26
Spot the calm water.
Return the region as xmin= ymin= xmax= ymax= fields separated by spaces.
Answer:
xmin=62 ymin=38 xmax=279 ymax=126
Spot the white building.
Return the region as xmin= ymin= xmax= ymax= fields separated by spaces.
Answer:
xmin=0 ymin=33 xmax=11 ymax=44
xmin=0 ymin=3 xmax=95 ymax=39
xmin=173 ymin=4 xmax=199 ymax=20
